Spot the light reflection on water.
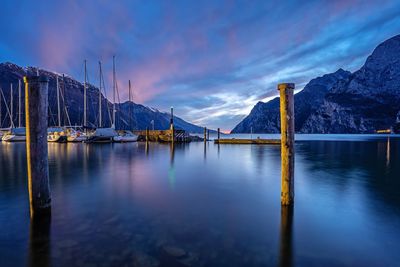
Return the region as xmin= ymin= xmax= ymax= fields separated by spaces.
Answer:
xmin=0 ymin=135 xmax=399 ymax=267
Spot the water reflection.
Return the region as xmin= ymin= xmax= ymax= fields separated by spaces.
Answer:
xmin=168 ymin=143 xmax=175 ymax=189
xmin=279 ymin=205 xmax=293 ymax=267
xmin=203 ymin=141 xmax=207 ymax=160
xmin=145 ymin=140 xmax=149 ymax=156
xmin=386 ymin=137 xmax=390 ymax=168
xmin=29 ymin=216 xmax=51 ymax=267
xmin=1 ymin=137 xmax=400 ymax=267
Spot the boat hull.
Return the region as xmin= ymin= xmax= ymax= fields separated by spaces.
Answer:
xmin=2 ymin=135 xmax=26 ymax=142
xmin=67 ymin=135 xmax=87 ymax=142
xmin=48 ymin=135 xmax=68 ymax=143
xmin=85 ymin=136 xmax=114 ymax=143
xmin=113 ymin=136 xmax=138 ymax=142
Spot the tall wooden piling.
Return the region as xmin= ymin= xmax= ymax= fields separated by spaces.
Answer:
xmin=217 ymin=128 xmax=220 ymax=140
xmin=146 ymin=127 xmax=149 ymax=142
xmin=24 ymin=76 xmax=51 ymax=217
xmin=204 ymin=127 xmax=207 ymax=142
xmin=278 ymin=83 xmax=295 ymax=206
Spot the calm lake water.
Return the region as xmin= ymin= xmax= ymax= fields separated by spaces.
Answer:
xmin=0 ymin=134 xmax=399 ymax=267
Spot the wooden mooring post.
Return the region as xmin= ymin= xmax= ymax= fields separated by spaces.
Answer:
xmin=204 ymin=127 xmax=207 ymax=142
xmin=278 ymin=83 xmax=295 ymax=206
xmin=217 ymin=128 xmax=220 ymax=141
xmin=24 ymin=76 xmax=51 ymax=217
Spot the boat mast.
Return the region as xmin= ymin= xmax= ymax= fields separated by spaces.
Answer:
xmin=129 ymin=80 xmax=132 ymax=130
xmin=98 ymin=61 xmax=102 ymax=128
xmin=112 ymin=55 xmax=116 ymax=129
xmin=61 ymin=74 xmax=72 ymax=127
xmin=18 ymin=79 xmax=21 ymax=128
xmin=57 ymin=76 xmax=61 ymax=127
xmin=84 ymin=60 xmax=87 ymax=130
xmin=10 ymin=83 xmax=13 ymax=128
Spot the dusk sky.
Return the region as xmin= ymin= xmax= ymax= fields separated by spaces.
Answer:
xmin=1 ymin=0 xmax=400 ymax=131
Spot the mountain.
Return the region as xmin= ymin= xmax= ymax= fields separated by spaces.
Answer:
xmin=0 ymin=62 xmax=204 ymax=133
xmin=231 ymin=34 xmax=400 ymax=133
xmin=232 ymin=68 xmax=351 ymax=133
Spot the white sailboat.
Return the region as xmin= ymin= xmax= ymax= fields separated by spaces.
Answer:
xmin=67 ymin=61 xmax=88 ymax=142
xmin=85 ymin=59 xmax=116 ymax=143
xmin=48 ymin=75 xmax=70 ymax=142
xmin=0 ymin=86 xmax=5 ymax=138
xmin=2 ymin=80 xmax=26 ymax=142
xmin=113 ymin=80 xmax=138 ymax=142
xmin=2 ymin=127 xmax=26 ymax=142
xmin=66 ymin=128 xmax=87 ymax=142
xmin=113 ymin=130 xmax=138 ymax=142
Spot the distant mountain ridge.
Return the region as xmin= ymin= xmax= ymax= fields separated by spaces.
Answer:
xmin=0 ymin=62 xmax=204 ymax=133
xmin=231 ymin=34 xmax=400 ymax=133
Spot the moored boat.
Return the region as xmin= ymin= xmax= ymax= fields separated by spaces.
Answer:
xmin=67 ymin=129 xmax=87 ymax=142
xmin=113 ymin=130 xmax=138 ymax=142
xmin=2 ymin=127 xmax=26 ymax=142
xmin=47 ymin=127 xmax=68 ymax=143
xmin=86 ymin=128 xmax=117 ymax=143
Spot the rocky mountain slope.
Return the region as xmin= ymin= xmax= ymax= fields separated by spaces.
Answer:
xmin=0 ymin=62 xmax=204 ymax=132
xmin=232 ymin=34 xmax=400 ymax=133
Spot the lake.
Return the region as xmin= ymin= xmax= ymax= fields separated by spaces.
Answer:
xmin=0 ymin=134 xmax=399 ymax=267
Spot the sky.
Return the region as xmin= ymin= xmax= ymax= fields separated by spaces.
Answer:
xmin=1 ymin=0 xmax=400 ymax=131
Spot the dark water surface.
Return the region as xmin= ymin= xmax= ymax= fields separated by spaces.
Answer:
xmin=0 ymin=135 xmax=399 ymax=267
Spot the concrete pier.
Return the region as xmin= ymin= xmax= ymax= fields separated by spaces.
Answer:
xmin=24 ymin=76 xmax=51 ymax=217
xmin=214 ymin=138 xmax=280 ymax=145
xmin=278 ymin=83 xmax=295 ymax=206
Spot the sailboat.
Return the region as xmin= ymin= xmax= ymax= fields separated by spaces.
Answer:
xmin=2 ymin=80 xmax=26 ymax=142
xmin=85 ymin=59 xmax=117 ymax=143
xmin=67 ymin=61 xmax=88 ymax=142
xmin=0 ymin=86 xmax=5 ymax=138
xmin=113 ymin=80 xmax=138 ymax=142
xmin=48 ymin=75 xmax=69 ymax=142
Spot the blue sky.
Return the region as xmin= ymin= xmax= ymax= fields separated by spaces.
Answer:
xmin=1 ymin=0 xmax=400 ymax=131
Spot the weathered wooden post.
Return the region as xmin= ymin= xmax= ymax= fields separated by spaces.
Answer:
xmin=204 ymin=127 xmax=207 ymax=142
xmin=278 ymin=83 xmax=295 ymax=206
xmin=24 ymin=75 xmax=51 ymax=217
xmin=217 ymin=128 xmax=220 ymax=141
xmin=146 ymin=127 xmax=149 ymax=142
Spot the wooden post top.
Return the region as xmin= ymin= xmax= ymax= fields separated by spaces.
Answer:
xmin=23 ymin=75 xmax=49 ymax=83
xmin=277 ymin=83 xmax=295 ymax=91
